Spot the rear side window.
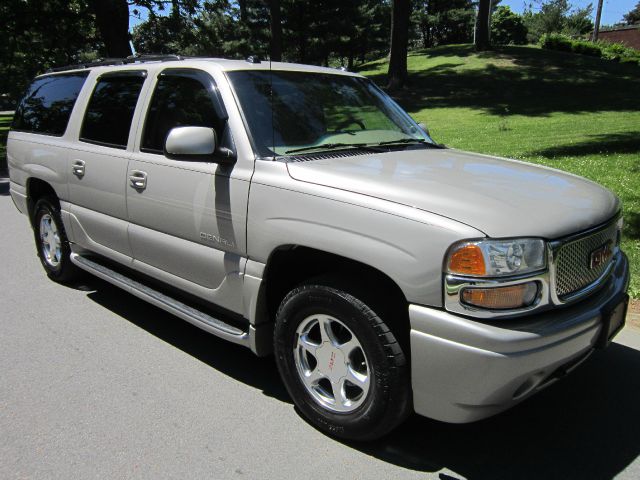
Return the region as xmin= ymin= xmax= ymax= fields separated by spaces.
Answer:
xmin=12 ymin=72 xmax=89 ymax=136
xmin=80 ymin=73 xmax=146 ymax=149
xmin=141 ymin=71 xmax=225 ymax=153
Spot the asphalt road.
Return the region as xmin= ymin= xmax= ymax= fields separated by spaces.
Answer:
xmin=2 ymin=176 xmax=640 ymax=480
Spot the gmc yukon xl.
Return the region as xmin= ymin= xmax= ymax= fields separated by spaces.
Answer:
xmin=7 ymin=55 xmax=630 ymax=440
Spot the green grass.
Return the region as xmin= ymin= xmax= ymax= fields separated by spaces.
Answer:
xmin=0 ymin=114 xmax=11 ymax=173
xmin=359 ymin=44 xmax=640 ymax=297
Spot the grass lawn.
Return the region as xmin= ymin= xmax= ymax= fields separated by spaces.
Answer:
xmin=0 ymin=114 xmax=11 ymax=173
xmin=359 ymin=44 xmax=640 ymax=298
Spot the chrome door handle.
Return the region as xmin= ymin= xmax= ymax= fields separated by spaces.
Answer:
xmin=129 ymin=170 xmax=147 ymax=190
xmin=72 ymin=160 xmax=85 ymax=178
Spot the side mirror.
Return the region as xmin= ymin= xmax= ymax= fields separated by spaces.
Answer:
xmin=164 ymin=126 xmax=236 ymax=164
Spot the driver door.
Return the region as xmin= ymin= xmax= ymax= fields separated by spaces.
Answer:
xmin=126 ymin=68 xmax=248 ymax=312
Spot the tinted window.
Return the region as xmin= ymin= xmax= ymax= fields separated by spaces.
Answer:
xmin=12 ymin=72 xmax=89 ymax=136
xmin=142 ymin=73 xmax=223 ymax=153
xmin=80 ymin=73 xmax=145 ymax=149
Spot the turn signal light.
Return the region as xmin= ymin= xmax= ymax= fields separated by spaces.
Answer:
xmin=461 ymin=282 xmax=538 ymax=310
xmin=448 ymin=244 xmax=486 ymax=276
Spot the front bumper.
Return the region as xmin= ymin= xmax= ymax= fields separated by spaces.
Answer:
xmin=409 ymin=251 xmax=630 ymax=423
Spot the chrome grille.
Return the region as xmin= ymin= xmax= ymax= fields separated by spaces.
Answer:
xmin=555 ymin=222 xmax=617 ymax=299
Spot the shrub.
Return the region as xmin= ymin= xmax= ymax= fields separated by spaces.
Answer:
xmin=492 ymin=6 xmax=528 ymax=45
xmin=571 ymin=40 xmax=601 ymax=57
xmin=540 ymin=34 xmax=639 ymax=66
xmin=539 ymin=33 xmax=573 ymax=52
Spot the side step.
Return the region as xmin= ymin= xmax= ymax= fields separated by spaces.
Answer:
xmin=70 ymin=253 xmax=251 ymax=348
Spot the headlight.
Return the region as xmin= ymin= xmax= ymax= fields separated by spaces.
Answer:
xmin=446 ymin=238 xmax=547 ymax=277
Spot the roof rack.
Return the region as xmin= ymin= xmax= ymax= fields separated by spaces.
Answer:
xmin=47 ymin=54 xmax=184 ymax=73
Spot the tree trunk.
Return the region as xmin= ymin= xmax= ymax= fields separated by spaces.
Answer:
xmin=475 ymin=0 xmax=492 ymax=51
xmin=592 ymin=0 xmax=604 ymax=41
xmin=269 ymin=0 xmax=282 ymax=61
xmin=387 ymin=0 xmax=410 ymax=91
xmin=89 ymin=0 xmax=132 ymax=58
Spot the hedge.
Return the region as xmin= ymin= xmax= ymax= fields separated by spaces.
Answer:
xmin=539 ymin=33 xmax=640 ymax=66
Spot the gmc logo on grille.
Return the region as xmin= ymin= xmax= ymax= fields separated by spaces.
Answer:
xmin=589 ymin=241 xmax=613 ymax=269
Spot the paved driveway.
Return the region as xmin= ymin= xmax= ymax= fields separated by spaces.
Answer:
xmin=1 ymin=177 xmax=640 ymax=479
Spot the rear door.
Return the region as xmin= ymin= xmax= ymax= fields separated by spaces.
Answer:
xmin=126 ymin=68 xmax=248 ymax=312
xmin=67 ymin=71 xmax=147 ymax=260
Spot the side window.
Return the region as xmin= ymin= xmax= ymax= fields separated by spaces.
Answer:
xmin=12 ymin=72 xmax=89 ymax=136
xmin=80 ymin=73 xmax=146 ymax=149
xmin=142 ymin=71 xmax=225 ymax=154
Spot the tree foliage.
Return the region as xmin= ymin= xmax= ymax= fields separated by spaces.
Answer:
xmin=523 ymin=0 xmax=594 ymax=43
xmin=623 ymin=2 xmax=640 ymax=25
xmin=0 ymin=0 xmax=103 ymax=105
xmin=491 ymin=6 xmax=528 ymax=45
xmin=412 ymin=0 xmax=475 ymax=48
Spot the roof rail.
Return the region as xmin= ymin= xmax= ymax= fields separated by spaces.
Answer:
xmin=46 ymin=54 xmax=184 ymax=73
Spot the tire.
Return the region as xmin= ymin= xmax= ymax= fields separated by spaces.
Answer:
xmin=32 ymin=196 xmax=81 ymax=283
xmin=274 ymin=281 xmax=411 ymax=441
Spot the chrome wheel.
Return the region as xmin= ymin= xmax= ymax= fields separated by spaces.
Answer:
xmin=294 ymin=314 xmax=370 ymax=413
xmin=39 ymin=213 xmax=61 ymax=267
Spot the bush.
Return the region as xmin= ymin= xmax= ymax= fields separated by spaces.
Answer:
xmin=539 ymin=33 xmax=573 ymax=51
xmin=540 ymin=34 xmax=640 ymax=66
xmin=492 ymin=6 xmax=528 ymax=45
xmin=571 ymin=40 xmax=601 ymax=57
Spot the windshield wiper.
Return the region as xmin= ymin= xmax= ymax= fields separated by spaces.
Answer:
xmin=376 ymin=138 xmax=443 ymax=148
xmin=285 ymin=143 xmax=383 ymax=154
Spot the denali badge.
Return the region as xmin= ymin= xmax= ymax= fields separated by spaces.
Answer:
xmin=200 ymin=232 xmax=235 ymax=248
xmin=589 ymin=241 xmax=612 ymax=269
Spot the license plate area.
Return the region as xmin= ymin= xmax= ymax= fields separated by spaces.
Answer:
xmin=596 ymin=294 xmax=629 ymax=349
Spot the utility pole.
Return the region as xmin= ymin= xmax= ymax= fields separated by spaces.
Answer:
xmin=592 ymin=0 xmax=604 ymax=41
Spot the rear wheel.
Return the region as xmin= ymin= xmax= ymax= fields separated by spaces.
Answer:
xmin=274 ymin=282 xmax=411 ymax=441
xmin=33 ymin=197 xmax=81 ymax=282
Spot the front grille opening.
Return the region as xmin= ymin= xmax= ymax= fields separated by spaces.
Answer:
xmin=555 ymin=222 xmax=618 ymax=299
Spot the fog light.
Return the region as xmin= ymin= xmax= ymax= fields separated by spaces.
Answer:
xmin=461 ymin=282 xmax=538 ymax=310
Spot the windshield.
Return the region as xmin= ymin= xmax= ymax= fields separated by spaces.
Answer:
xmin=226 ymin=70 xmax=433 ymax=157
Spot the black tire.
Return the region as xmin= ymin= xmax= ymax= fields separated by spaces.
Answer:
xmin=274 ymin=282 xmax=411 ymax=441
xmin=32 ymin=196 xmax=81 ymax=283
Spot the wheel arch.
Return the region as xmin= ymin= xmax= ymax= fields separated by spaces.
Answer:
xmin=26 ymin=177 xmax=59 ymax=224
xmin=255 ymin=244 xmax=411 ymax=354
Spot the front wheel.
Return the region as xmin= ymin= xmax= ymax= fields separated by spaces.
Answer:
xmin=274 ymin=282 xmax=411 ymax=441
xmin=32 ymin=197 xmax=81 ymax=282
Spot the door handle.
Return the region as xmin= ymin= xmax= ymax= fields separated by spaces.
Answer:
xmin=129 ymin=170 xmax=148 ymax=190
xmin=72 ymin=160 xmax=85 ymax=178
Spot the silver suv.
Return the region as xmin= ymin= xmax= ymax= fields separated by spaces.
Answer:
xmin=7 ymin=55 xmax=630 ymax=440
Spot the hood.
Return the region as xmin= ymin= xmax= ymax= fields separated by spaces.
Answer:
xmin=286 ymin=148 xmax=619 ymax=239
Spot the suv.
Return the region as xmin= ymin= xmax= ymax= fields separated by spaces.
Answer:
xmin=7 ymin=56 xmax=630 ymax=441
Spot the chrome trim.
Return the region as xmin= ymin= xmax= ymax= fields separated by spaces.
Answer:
xmin=443 ymin=214 xmax=622 ymax=319
xmin=444 ymin=270 xmax=550 ymax=319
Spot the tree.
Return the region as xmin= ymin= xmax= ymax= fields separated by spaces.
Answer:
xmin=413 ymin=0 xmax=476 ymax=48
xmin=623 ymin=1 xmax=640 ymax=24
xmin=269 ymin=0 xmax=283 ymax=61
xmin=592 ymin=0 xmax=603 ymax=41
xmin=475 ymin=0 xmax=492 ymax=51
xmin=388 ymin=0 xmax=411 ymax=90
xmin=491 ymin=6 xmax=528 ymax=45
xmin=88 ymin=0 xmax=132 ymax=57
xmin=1 ymin=0 xmax=104 ymax=103
xmin=91 ymin=0 xmax=199 ymax=58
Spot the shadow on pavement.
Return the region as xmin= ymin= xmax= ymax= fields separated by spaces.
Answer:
xmin=349 ymin=343 xmax=640 ymax=478
xmin=80 ymin=277 xmax=291 ymax=404
xmin=77 ymin=276 xmax=640 ymax=478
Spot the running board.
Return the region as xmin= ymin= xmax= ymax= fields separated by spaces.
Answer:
xmin=70 ymin=253 xmax=251 ymax=348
